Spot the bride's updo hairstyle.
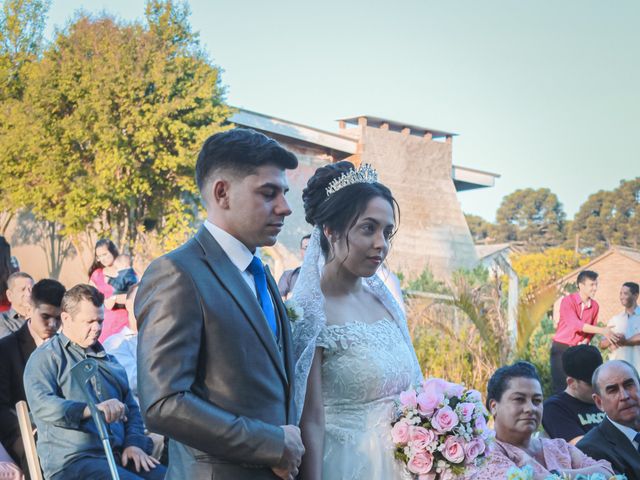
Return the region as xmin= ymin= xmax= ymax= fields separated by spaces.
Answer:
xmin=303 ymin=161 xmax=399 ymax=257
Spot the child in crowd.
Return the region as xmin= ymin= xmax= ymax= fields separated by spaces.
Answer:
xmin=107 ymin=254 xmax=138 ymax=295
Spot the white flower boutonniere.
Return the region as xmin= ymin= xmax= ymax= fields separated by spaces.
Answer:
xmin=284 ymin=299 xmax=303 ymax=323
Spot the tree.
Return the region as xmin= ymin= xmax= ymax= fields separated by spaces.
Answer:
xmin=11 ymin=210 xmax=75 ymax=279
xmin=494 ymin=188 xmax=566 ymax=249
xmin=464 ymin=213 xmax=494 ymax=243
xmin=0 ymin=0 xmax=49 ymax=100
xmin=0 ymin=1 xmax=231 ymax=255
xmin=0 ymin=0 xmax=50 ymax=232
xmin=570 ymin=178 xmax=640 ymax=255
xmin=510 ymin=248 xmax=589 ymax=302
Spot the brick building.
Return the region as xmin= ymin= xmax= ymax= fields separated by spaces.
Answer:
xmin=232 ymin=109 xmax=500 ymax=280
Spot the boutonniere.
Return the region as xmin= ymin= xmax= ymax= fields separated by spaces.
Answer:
xmin=284 ymin=299 xmax=303 ymax=323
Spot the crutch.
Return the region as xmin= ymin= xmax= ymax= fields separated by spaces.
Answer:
xmin=70 ymin=358 xmax=121 ymax=480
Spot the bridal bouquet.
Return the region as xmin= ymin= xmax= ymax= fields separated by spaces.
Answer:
xmin=391 ymin=378 xmax=492 ymax=479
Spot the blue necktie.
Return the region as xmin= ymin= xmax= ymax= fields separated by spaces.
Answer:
xmin=247 ymin=256 xmax=278 ymax=338
xmin=635 ymin=432 xmax=640 ymax=452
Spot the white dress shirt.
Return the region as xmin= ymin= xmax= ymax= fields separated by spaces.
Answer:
xmin=203 ymin=220 xmax=275 ymax=313
xmin=608 ymin=305 xmax=640 ymax=371
xmin=102 ymin=326 xmax=139 ymax=405
xmin=608 ymin=416 xmax=640 ymax=450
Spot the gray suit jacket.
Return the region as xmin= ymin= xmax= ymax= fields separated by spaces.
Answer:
xmin=135 ymin=226 xmax=296 ymax=479
xmin=576 ymin=416 xmax=640 ymax=480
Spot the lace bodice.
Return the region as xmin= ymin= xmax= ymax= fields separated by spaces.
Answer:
xmin=317 ymin=318 xmax=415 ymax=406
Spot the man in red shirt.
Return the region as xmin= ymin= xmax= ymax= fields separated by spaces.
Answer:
xmin=551 ymin=270 xmax=622 ymax=393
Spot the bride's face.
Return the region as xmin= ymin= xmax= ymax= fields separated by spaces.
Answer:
xmin=327 ymin=196 xmax=395 ymax=278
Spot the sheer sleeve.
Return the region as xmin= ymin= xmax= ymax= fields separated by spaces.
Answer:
xmin=566 ymin=440 xmax=614 ymax=473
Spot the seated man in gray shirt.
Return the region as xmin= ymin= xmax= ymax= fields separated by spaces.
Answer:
xmin=24 ymin=284 xmax=166 ymax=480
xmin=0 ymin=272 xmax=34 ymax=339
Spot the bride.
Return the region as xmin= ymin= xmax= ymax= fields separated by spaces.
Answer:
xmin=292 ymin=161 xmax=423 ymax=480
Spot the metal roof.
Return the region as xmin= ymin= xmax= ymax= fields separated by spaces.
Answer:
xmin=337 ymin=115 xmax=457 ymax=139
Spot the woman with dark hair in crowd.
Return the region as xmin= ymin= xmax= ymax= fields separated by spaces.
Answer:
xmin=0 ymin=236 xmax=18 ymax=313
xmin=88 ymin=239 xmax=131 ymax=342
xmin=473 ymin=361 xmax=613 ymax=479
xmin=293 ymin=161 xmax=423 ymax=479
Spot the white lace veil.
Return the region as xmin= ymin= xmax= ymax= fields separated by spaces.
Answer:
xmin=291 ymin=226 xmax=423 ymax=423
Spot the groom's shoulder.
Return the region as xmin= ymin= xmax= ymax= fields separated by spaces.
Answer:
xmin=145 ymin=235 xmax=203 ymax=276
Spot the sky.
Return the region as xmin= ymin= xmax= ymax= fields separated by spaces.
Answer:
xmin=45 ymin=0 xmax=639 ymax=222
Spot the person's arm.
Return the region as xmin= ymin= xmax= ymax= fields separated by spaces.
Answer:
xmin=561 ymin=441 xmax=615 ymax=477
xmin=23 ymin=350 xmax=88 ymax=429
xmin=299 ymin=348 xmax=325 ymax=480
xmin=567 ymin=435 xmax=583 ymax=445
xmin=135 ymin=256 xmax=285 ymax=467
xmin=558 ymin=297 xmax=610 ymax=338
xmin=619 ymin=332 xmax=640 ymax=346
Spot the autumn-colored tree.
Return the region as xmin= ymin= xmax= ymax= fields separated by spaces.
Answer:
xmin=494 ymin=188 xmax=566 ymax=249
xmin=510 ymin=247 xmax=589 ymax=302
xmin=0 ymin=0 xmax=49 ymax=100
xmin=0 ymin=0 xmax=49 ymax=234
xmin=0 ymin=1 xmax=231 ymax=263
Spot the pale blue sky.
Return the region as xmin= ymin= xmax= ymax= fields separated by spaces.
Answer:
xmin=46 ymin=0 xmax=639 ymax=221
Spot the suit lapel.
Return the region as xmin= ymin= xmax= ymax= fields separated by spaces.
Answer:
xmin=265 ymin=266 xmax=294 ymax=380
xmin=194 ymin=227 xmax=287 ymax=385
xmin=266 ymin=265 xmax=296 ymax=422
xmin=600 ymin=417 xmax=640 ymax=471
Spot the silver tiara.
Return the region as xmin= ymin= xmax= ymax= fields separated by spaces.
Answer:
xmin=325 ymin=163 xmax=379 ymax=197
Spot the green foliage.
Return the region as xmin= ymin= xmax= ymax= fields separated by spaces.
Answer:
xmin=494 ymin=188 xmax=566 ymax=249
xmin=452 ymin=264 xmax=490 ymax=288
xmin=464 ymin=213 xmax=494 ymax=242
xmin=0 ymin=0 xmax=49 ymax=100
xmin=518 ymin=314 xmax=555 ymax=398
xmin=405 ymin=267 xmax=449 ymax=294
xmin=570 ymin=177 xmax=640 ymax=255
xmin=0 ymin=0 xmax=230 ymax=256
xmin=408 ymin=263 xmax=554 ymax=394
xmin=412 ymin=323 xmax=481 ymax=390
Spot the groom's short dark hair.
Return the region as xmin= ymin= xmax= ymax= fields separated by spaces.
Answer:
xmin=195 ymin=128 xmax=298 ymax=194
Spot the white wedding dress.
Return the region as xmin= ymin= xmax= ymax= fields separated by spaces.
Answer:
xmin=317 ymin=316 xmax=416 ymax=480
xmin=292 ymin=228 xmax=422 ymax=480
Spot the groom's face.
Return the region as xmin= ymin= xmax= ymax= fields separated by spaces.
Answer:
xmin=226 ymin=164 xmax=292 ymax=251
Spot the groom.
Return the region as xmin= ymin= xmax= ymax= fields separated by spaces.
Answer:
xmin=135 ymin=128 xmax=303 ymax=480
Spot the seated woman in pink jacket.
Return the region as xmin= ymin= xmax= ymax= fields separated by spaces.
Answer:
xmin=473 ymin=362 xmax=613 ymax=480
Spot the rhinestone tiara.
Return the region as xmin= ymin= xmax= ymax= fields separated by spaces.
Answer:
xmin=325 ymin=163 xmax=379 ymax=197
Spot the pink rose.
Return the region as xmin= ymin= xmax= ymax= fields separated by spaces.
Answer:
xmin=457 ymin=402 xmax=476 ymax=423
xmin=464 ymin=437 xmax=486 ymax=462
xmin=391 ymin=419 xmax=411 ymax=444
xmin=444 ymin=381 xmax=465 ymax=398
xmin=442 ymin=436 xmax=465 ymax=464
xmin=431 ymin=406 xmax=459 ymax=433
xmin=407 ymin=451 xmax=434 ymax=475
xmin=400 ymin=388 xmax=418 ymax=409
xmin=423 ymin=377 xmax=447 ymax=396
xmin=465 ymin=389 xmax=483 ymax=403
xmin=409 ymin=426 xmax=436 ymax=451
xmin=417 ymin=390 xmax=442 ymax=415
